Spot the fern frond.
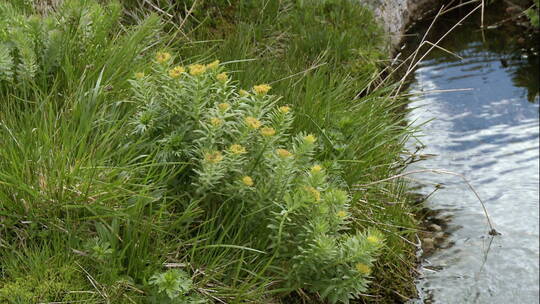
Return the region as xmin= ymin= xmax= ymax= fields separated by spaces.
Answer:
xmin=0 ymin=43 xmax=14 ymax=82
xmin=11 ymin=28 xmax=37 ymax=81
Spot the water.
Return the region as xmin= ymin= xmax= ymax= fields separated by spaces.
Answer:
xmin=404 ymin=5 xmax=540 ymax=304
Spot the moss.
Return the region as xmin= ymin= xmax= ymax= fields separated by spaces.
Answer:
xmin=0 ymin=254 xmax=95 ymax=303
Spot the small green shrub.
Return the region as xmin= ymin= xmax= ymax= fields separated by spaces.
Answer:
xmin=149 ymin=269 xmax=206 ymax=303
xmin=0 ymin=0 xmax=160 ymax=96
xmin=127 ymin=54 xmax=385 ymax=303
xmin=0 ymin=1 xmax=114 ymax=83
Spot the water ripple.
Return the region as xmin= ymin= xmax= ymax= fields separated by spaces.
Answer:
xmin=406 ymin=10 xmax=539 ymax=304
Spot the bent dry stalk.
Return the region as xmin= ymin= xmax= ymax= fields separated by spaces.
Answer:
xmin=353 ymin=168 xmax=500 ymax=236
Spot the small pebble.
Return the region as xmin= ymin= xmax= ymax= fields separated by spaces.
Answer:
xmin=423 ymin=238 xmax=435 ymax=250
xmin=429 ymin=223 xmax=442 ymax=232
xmin=434 ymin=232 xmax=445 ymax=240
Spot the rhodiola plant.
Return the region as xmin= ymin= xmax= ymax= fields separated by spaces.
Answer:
xmin=128 ymin=53 xmax=384 ymax=303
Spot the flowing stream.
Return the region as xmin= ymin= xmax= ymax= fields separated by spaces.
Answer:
xmin=403 ymin=4 xmax=539 ymax=303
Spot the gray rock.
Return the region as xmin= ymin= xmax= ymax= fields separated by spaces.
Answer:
xmin=429 ymin=223 xmax=442 ymax=232
xmin=423 ymin=237 xmax=435 ymax=249
xmin=434 ymin=231 xmax=445 ymax=240
xmin=363 ymin=0 xmax=442 ymax=47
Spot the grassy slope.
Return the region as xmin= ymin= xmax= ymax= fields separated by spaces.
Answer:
xmin=0 ymin=0 xmax=419 ymax=303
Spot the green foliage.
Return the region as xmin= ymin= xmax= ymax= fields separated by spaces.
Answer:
xmin=0 ymin=0 xmax=161 ymax=96
xmin=87 ymin=237 xmax=115 ymax=260
xmin=0 ymin=247 xmax=98 ymax=303
xmin=127 ymin=56 xmax=385 ymax=302
xmin=149 ymin=269 xmax=205 ymax=303
xmin=0 ymin=1 xmax=418 ymax=303
xmin=139 ymin=1 xmax=419 ymax=300
xmin=0 ymin=2 xmax=176 ymax=303
xmin=525 ymin=0 xmax=540 ymax=28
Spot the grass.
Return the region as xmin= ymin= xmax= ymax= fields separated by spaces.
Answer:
xmin=0 ymin=0 xmax=420 ymax=303
xmin=526 ymin=0 xmax=539 ymax=28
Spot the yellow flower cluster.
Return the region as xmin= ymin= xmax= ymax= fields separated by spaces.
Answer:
xmin=245 ymin=116 xmax=262 ymax=129
xmin=337 ymin=210 xmax=347 ymax=218
xmin=355 ymin=263 xmax=371 ymax=275
xmin=242 ymin=176 xmax=254 ymax=187
xmin=218 ymin=103 xmax=230 ymax=111
xmin=156 ymin=52 xmax=171 ymax=63
xmin=210 ymin=117 xmax=223 ymax=127
xmin=239 ymin=89 xmax=249 ymax=97
xmin=279 ymin=106 xmax=291 ymax=113
xmin=253 ymin=84 xmax=271 ymax=95
xmin=276 ymin=148 xmax=292 ymax=158
xmin=206 ymin=60 xmax=220 ymax=70
xmin=304 ymin=134 xmax=317 ymax=144
xmin=168 ymin=66 xmax=185 ymax=78
xmin=204 ymin=151 xmax=223 ymax=164
xmin=229 ymin=144 xmax=247 ymax=154
xmin=311 ymin=165 xmax=323 ymax=173
xmin=135 ymin=72 xmax=145 ymax=79
xmin=367 ymin=235 xmax=381 ymax=244
xmin=189 ymin=64 xmax=207 ymax=76
xmin=305 ymin=186 xmax=321 ymax=202
xmin=260 ymin=127 xmax=276 ymax=137
xmin=216 ymin=72 xmax=228 ymax=83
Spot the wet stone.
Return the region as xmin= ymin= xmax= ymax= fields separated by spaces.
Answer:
xmin=429 ymin=224 xmax=442 ymax=232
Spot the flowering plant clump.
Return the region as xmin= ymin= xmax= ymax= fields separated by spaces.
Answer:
xmin=128 ymin=54 xmax=384 ymax=303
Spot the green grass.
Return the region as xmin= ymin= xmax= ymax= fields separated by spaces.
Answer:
xmin=0 ymin=1 xmax=419 ymax=303
xmin=526 ymin=0 xmax=539 ymax=28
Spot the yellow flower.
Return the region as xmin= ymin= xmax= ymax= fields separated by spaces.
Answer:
xmin=189 ymin=64 xmax=207 ymax=76
xmin=218 ymin=103 xmax=230 ymax=111
xmin=310 ymin=165 xmax=323 ymax=173
xmin=305 ymin=186 xmax=321 ymax=202
xmin=242 ymin=176 xmax=254 ymax=187
xmin=260 ymin=127 xmax=276 ymax=137
xmin=337 ymin=210 xmax=347 ymax=218
xmin=367 ymin=235 xmax=381 ymax=244
xmin=206 ymin=59 xmax=220 ymax=70
xmin=304 ymin=134 xmax=317 ymax=144
xmin=156 ymin=52 xmax=171 ymax=64
xmin=278 ymin=106 xmax=291 ymax=113
xmin=355 ymin=263 xmax=371 ymax=275
xmin=239 ymin=89 xmax=249 ymax=97
xmin=229 ymin=144 xmax=247 ymax=154
xmin=168 ymin=66 xmax=185 ymax=78
xmin=276 ymin=148 xmax=293 ymax=158
xmin=245 ymin=116 xmax=261 ymax=129
xmin=135 ymin=72 xmax=145 ymax=79
xmin=204 ymin=151 xmax=223 ymax=164
xmin=216 ymin=72 xmax=228 ymax=83
xmin=210 ymin=117 xmax=223 ymax=127
xmin=253 ymin=84 xmax=271 ymax=95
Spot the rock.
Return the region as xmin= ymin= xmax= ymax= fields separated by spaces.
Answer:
xmin=429 ymin=223 xmax=442 ymax=232
xmin=363 ymin=0 xmax=443 ymax=47
xmin=505 ymin=6 xmax=521 ymax=15
xmin=434 ymin=231 xmax=445 ymax=240
xmin=423 ymin=237 xmax=435 ymax=250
